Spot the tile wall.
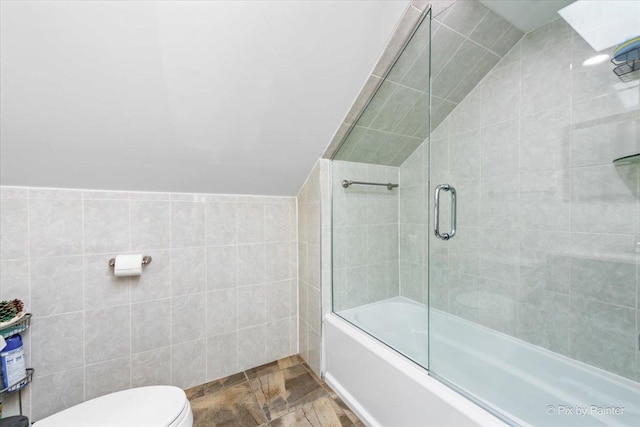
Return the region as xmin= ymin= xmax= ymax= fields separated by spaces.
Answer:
xmin=0 ymin=186 xmax=298 ymax=421
xmin=398 ymin=144 xmax=428 ymax=303
xmin=297 ymin=163 xmax=322 ymax=375
xmin=331 ymin=0 xmax=522 ymax=167
xmin=331 ymin=161 xmax=400 ymax=311
xmin=427 ymin=17 xmax=640 ymax=381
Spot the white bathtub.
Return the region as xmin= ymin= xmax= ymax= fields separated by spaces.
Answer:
xmin=340 ymin=297 xmax=429 ymax=367
xmin=325 ymin=297 xmax=640 ymax=427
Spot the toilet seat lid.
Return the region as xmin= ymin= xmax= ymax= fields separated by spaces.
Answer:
xmin=36 ymin=386 xmax=189 ymax=427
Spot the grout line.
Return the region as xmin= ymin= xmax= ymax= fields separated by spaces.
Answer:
xmin=168 ymin=199 xmax=173 ymax=386
xmin=128 ymin=198 xmax=132 ymax=389
xmin=204 ymin=201 xmax=208 ymax=381
xmin=26 ymin=189 xmax=32 ymax=417
xmin=80 ymin=194 xmax=87 ymax=402
xmin=235 ymin=200 xmax=240 ymax=373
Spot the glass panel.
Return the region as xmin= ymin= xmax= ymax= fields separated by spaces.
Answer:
xmin=428 ymin=1 xmax=640 ymax=425
xmin=331 ymin=9 xmax=431 ymax=368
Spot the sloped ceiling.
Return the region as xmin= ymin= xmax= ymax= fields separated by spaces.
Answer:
xmin=0 ymin=0 xmax=409 ymax=196
xmin=334 ymin=0 xmax=522 ymax=167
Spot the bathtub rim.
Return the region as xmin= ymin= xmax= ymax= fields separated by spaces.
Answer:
xmin=324 ymin=312 xmax=510 ymax=427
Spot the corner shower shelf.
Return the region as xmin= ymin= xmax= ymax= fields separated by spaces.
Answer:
xmin=0 ymin=368 xmax=33 ymax=395
xmin=0 ymin=313 xmax=31 ymax=339
xmin=612 ymin=153 xmax=640 ymax=165
xmin=0 ymin=312 xmax=33 ymax=416
xmin=611 ymin=45 xmax=640 ymax=80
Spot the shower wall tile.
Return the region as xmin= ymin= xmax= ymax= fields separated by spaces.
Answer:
xmin=237 ymin=243 xmax=266 ymax=286
xmin=171 ymin=339 xmax=206 ymax=390
xmin=520 ymin=231 xmax=571 ymax=295
xmin=130 ymin=201 xmax=171 ymax=250
xmin=439 ymin=0 xmax=487 ymax=37
xmin=0 ymin=259 xmax=29 ymax=305
xmin=237 ymin=284 xmax=266 ymax=329
xmin=206 ymin=245 xmax=237 ymax=290
xmin=0 ymin=187 xmax=27 ymax=199
xmin=266 ymin=280 xmax=291 ymax=322
xmin=469 ymin=10 xmax=511 ymax=52
xmin=29 ymin=199 xmax=83 ymax=257
xmin=31 ymin=367 xmax=84 ymax=422
xmin=206 ymin=332 xmax=238 ymax=381
xmin=83 ymin=200 xmax=130 ymax=254
xmin=30 ymin=256 xmax=83 ymax=317
xmin=84 ymin=253 xmax=131 ymax=310
xmin=131 ymin=299 xmax=170 ymax=354
xmin=519 ymin=169 xmax=571 ymax=231
xmin=205 ymin=201 xmax=237 ymax=245
xmin=332 ymin=161 xmax=400 ymax=311
xmin=570 ymin=164 xmax=638 ymax=234
xmin=570 ymin=298 xmax=636 ymax=379
xmin=171 ymin=247 xmax=206 ymax=296
xmin=571 ymin=119 xmax=639 ymax=168
xmin=298 ymin=161 xmax=322 ymax=375
xmin=266 ymin=318 xmax=292 ymax=362
xmin=447 ymin=51 xmax=500 ymax=104
xmin=480 ymin=119 xmax=519 ymax=177
xmin=423 ymin=16 xmax=640 ymax=383
xmin=237 ymin=202 xmax=265 ymax=244
xmin=450 ymin=129 xmax=481 ymax=179
xmin=480 ymin=61 xmax=521 ymax=126
xmin=0 ymin=185 xmax=297 ymax=421
xmin=85 ymin=357 xmax=131 ymax=401
xmin=171 ymin=293 xmax=206 ymax=345
xmin=517 ymin=289 xmax=570 ymax=356
xmin=432 ymin=40 xmax=491 ymax=100
xmin=84 ymin=305 xmax=131 ymax=364
xmin=521 ymin=40 xmax=572 ymax=117
xmin=206 ymin=288 xmax=237 ymax=337
xmin=131 ymin=249 xmax=171 ymax=303
xmin=237 ymin=325 xmax=266 ymax=371
xmin=31 ymin=312 xmax=84 ymax=376
xmin=0 ymin=198 xmax=28 ymax=260
xmin=29 ymin=188 xmax=82 ymax=200
xmin=520 ymin=106 xmax=571 ymax=172
xmin=171 ymin=202 xmax=205 ymax=248
xmin=520 ymin=17 xmax=574 ymax=58
xmin=326 ymin=0 xmax=522 ymax=167
xmin=131 ymin=347 xmax=171 ymax=388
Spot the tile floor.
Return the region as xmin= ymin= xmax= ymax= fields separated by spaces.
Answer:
xmin=186 ymin=355 xmax=364 ymax=427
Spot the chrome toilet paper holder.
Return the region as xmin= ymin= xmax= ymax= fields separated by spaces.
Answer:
xmin=108 ymin=255 xmax=152 ymax=267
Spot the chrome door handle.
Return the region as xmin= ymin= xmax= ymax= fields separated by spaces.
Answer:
xmin=434 ymin=184 xmax=456 ymax=241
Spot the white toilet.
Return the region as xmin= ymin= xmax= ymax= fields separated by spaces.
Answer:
xmin=35 ymin=386 xmax=193 ymax=427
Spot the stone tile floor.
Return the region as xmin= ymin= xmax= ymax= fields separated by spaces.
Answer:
xmin=186 ymin=355 xmax=364 ymax=427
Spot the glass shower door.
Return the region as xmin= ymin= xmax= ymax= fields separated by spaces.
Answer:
xmin=427 ymin=1 xmax=640 ymax=425
xmin=330 ymin=8 xmax=431 ymax=369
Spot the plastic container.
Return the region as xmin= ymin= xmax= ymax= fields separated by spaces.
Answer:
xmin=0 ymin=416 xmax=30 ymax=426
xmin=0 ymin=335 xmax=26 ymax=392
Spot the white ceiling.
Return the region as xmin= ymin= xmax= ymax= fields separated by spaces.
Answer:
xmin=479 ymin=0 xmax=574 ymax=33
xmin=0 ymin=0 xmax=409 ymax=196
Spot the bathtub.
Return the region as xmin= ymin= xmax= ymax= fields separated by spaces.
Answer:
xmin=325 ymin=297 xmax=640 ymax=427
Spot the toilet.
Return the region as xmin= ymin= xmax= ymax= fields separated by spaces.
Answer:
xmin=35 ymin=386 xmax=193 ymax=427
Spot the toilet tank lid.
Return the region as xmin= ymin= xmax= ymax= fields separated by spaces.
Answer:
xmin=35 ymin=386 xmax=189 ymax=427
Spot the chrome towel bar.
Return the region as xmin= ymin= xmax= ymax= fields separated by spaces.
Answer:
xmin=342 ymin=180 xmax=399 ymax=190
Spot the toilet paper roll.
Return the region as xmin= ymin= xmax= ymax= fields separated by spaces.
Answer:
xmin=114 ymin=254 xmax=143 ymax=277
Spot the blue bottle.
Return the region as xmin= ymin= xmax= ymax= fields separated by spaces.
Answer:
xmin=1 ymin=335 xmax=26 ymax=391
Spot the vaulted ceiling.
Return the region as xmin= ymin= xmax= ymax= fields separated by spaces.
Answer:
xmin=0 ymin=0 xmax=409 ymax=195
